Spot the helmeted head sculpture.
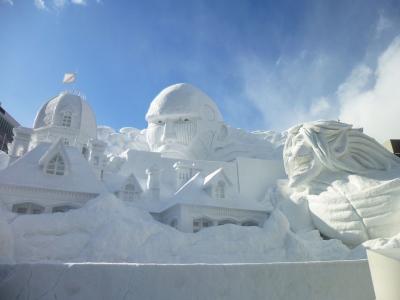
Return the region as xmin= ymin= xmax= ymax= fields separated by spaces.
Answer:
xmin=284 ymin=120 xmax=400 ymax=188
xmin=146 ymin=83 xmax=223 ymax=160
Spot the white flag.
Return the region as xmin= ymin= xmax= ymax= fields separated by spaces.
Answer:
xmin=63 ymin=73 xmax=76 ymax=84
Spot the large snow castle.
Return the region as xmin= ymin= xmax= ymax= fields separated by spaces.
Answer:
xmin=3 ymin=82 xmax=400 ymax=248
xmin=0 ymin=83 xmax=286 ymax=233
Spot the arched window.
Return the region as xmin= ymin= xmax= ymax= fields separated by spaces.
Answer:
xmin=46 ymin=153 xmax=66 ymax=175
xmin=122 ymin=184 xmax=136 ymax=201
xmin=215 ymin=180 xmax=225 ymax=199
xmin=61 ymin=111 xmax=72 ymax=127
xmin=12 ymin=202 xmax=44 ymax=214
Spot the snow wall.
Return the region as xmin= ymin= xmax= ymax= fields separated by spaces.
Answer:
xmin=0 ymin=260 xmax=374 ymax=300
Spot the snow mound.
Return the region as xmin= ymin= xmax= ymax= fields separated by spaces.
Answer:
xmin=1 ymin=193 xmax=351 ymax=263
xmin=0 ymin=151 xmax=9 ymax=170
xmin=97 ymin=125 xmax=149 ymax=156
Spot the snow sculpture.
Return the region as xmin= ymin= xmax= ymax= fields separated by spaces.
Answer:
xmin=146 ymin=165 xmax=161 ymax=201
xmin=284 ymin=120 xmax=400 ymax=246
xmin=32 ymin=91 xmax=97 ymax=148
xmin=146 ymin=83 xmax=223 ymax=160
xmin=146 ymin=83 xmax=280 ymax=161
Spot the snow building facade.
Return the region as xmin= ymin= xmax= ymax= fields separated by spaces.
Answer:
xmin=1 ymin=91 xmax=107 ymax=214
xmin=0 ymin=84 xmax=286 ymax=233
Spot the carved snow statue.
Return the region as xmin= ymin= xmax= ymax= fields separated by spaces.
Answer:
xmin=284 ymin=120 xmax=400 ymax=246
xmin=146 ymin=83 xmax=279 ymax=161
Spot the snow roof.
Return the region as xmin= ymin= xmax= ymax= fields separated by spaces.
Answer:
xmin=160 ymin=172 xmax=269 ymax=213
xmin=0 ymin=142 xmax=106 ymax=194
xmin=103 ymin=172 xmax=143 ymax=193
xmin=203 ymin=168 xmax=232 ymax=187
xmin=145 ymin=83 xmax=223 ymax=122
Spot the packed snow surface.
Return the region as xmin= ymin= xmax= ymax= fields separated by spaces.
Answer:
xmin=0 ymin=193 xmax=356 ymax=264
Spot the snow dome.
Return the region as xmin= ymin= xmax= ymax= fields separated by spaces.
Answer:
xmin=146 ymin=83 xmax=223 ymax=122
xmin=33 ymin=91 xmax=97 ymax=140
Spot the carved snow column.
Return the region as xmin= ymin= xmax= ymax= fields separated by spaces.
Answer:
xmin=146 ymin=165 xmax=161 ymax=201
xmin=88 ymin=139 xmax=107 ymax=180
xmin=173 ymin=161 xmax=200 ymax=190
xmin=8 ymin=127 xmax=33 ymax=163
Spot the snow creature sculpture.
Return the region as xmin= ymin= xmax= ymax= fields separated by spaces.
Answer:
xmin=284 ymin=120 xmax=400 ymax=246
xmin=146 ymin=83 xmax=279 ymax=161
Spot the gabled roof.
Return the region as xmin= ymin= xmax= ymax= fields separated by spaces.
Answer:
xmin=0 ymin=142 xmax=106 ymax=194
xmin=38 ymin=138 xmax=70 ymax=172
xmin=203 ymin=167 xmax=232 ymax=188
xmin=103 ymin=172 xmax=143 ymax=193
xmin=124 ymin=173 xmax=143 ymax=193
xmin=159 ymin=172 xmax=268 ymax=212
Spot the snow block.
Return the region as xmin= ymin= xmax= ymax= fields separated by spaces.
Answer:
xmin=0 ymin=260 xmax=374 ymax=300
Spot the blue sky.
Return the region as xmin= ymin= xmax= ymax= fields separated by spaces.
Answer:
xmin=1 ymin=0 xmax=400 ymax=139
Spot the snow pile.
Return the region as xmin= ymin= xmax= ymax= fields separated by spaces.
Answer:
xmin=97 ymin=126 xmax=149 ymax=156
xmin=251 ymin=130 xmax=287 ymax=150
xmin=1 ymin=193 xmax=351 ymax=263
xmin=0 ymin=151 xmax=9 ymax=170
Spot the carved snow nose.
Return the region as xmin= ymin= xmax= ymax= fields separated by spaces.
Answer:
xmin=161 ymin=121 xmax=176 ymax=143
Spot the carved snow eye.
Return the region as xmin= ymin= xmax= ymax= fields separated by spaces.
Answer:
xmin=157 ymin=120 xmax=165 ymax=125
xmin=183 ymin=118 xmax=189 ymax=122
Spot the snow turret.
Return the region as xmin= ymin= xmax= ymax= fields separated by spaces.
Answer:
xmin=31 ymin=91 xmax=97 ymax=149
xmin=8 ymin=127 xmax=33 ymax=162
xmin=146 ymin=165 xmax=161 ymax=201
xmin=88 ymin=139 xmax=107 ymax=179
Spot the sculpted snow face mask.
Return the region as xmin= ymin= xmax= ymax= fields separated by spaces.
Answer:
xmin=145 ymin=83 xmax=222 ymax=160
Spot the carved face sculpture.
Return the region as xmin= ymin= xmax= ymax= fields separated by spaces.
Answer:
xmin=284 ymin=121 xmax=400 ymax=246
xmin=284 ymin=128 xmax=323 ymax=188
xmin=146 ymin=83 xmax=223 ymax=160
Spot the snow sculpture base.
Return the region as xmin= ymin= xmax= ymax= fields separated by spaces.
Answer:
xmin=0 ymin=261 xmax=374 ymax=300
xmin=367 ymin=249 xmax=400 ymax=300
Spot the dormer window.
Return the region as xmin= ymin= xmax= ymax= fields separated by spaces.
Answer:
xmin=46 ymin=153 xmax=66 ymax=175
xmin=122 ymin=184 xmax=136 ymax=201
xmin=62 ymin=111 xmax=72 ymax=127
xmin=215 ymin=180 xmax=225 ymax=199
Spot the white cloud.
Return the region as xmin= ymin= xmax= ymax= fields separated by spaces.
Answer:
xmin=33 ymin=0 xmax=96 ymax=10
xmin=34 ymin=0 xmax=46 ymax=10
xmin=71 ymin=0 xmax=87 ymax=5
xmin=236 ymin=53 xmax=338 ymax=131
xmin=53 ymin=0 xmax=66 ymax=8
xmin=2 ymin=0 xmax=14 ymax=5
xmin=376 ymin=12 xmax=393 ymax=38
xmin=309 ymin=97 xmax=331 ymax=117
xmin=338 ymin=36 xmax=400 ymax=142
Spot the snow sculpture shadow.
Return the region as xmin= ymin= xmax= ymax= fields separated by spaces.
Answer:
xmin=284 ymin=120 xmax=400 ymax=246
